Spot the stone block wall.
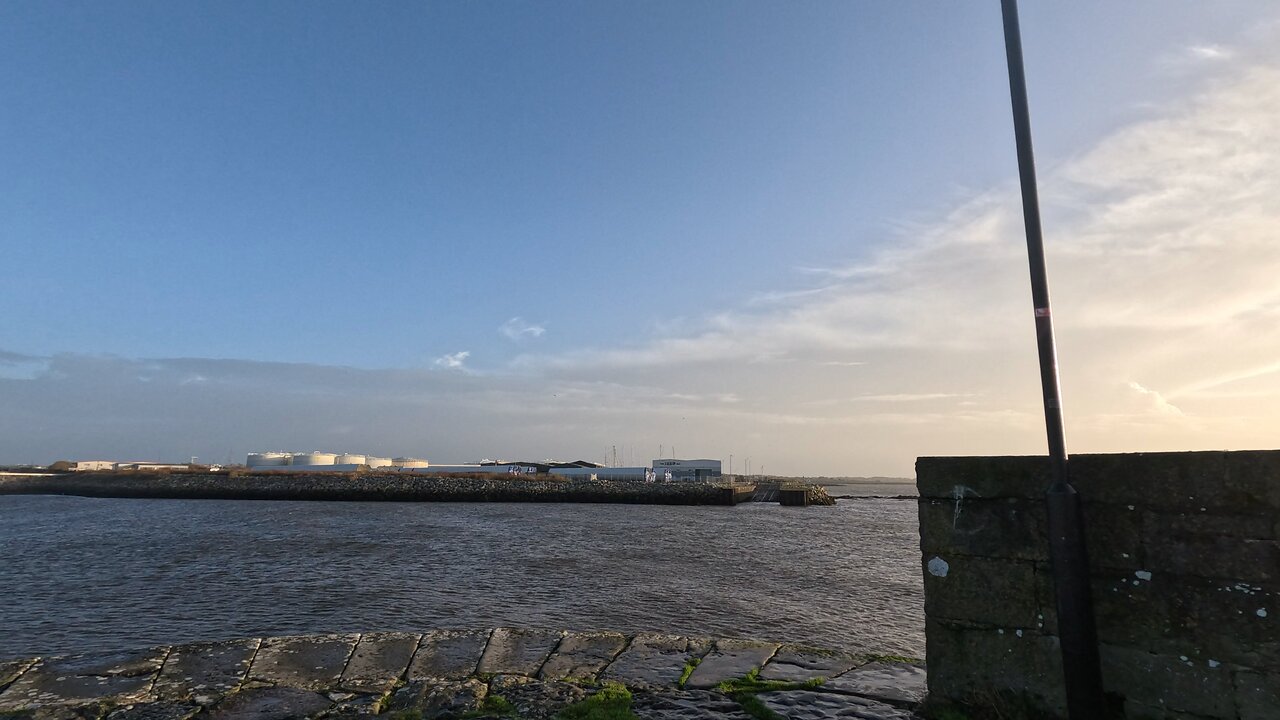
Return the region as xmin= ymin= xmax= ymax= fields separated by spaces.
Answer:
xmin=916 ymin=451 xmax=1280 ymax=719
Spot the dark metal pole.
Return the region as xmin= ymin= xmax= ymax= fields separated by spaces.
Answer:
xmin=998 ymin=1 xmax=1106 ymax=717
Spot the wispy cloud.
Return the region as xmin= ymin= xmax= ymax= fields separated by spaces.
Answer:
xmin=434 ymin=351 xmax=470 ymax=369
xmin=1126 ymin=381 xmax=1184 ymax=417
xmin=1187 ymin=44 xmax=1232 ymax=62
xmin=500 ymin=317 xmax=546 ymax=341
xmin=1168 ymin=360 xmax=1280 ymax=399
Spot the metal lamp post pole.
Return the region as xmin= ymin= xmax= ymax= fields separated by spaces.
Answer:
xmin=998 ymin=1 xmax=1105 ymax=717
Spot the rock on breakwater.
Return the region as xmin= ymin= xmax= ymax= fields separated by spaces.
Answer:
xmin=0 ymin=628 xmax=926 ymax=719
xmin=0 ymin=472 xmax=752 ymax=505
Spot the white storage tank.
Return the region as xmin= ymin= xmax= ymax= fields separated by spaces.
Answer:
xmin=393 ymin=457 xmax=429 ymax=468
xmin=365 ymin=457 xmax=393 ymax=468
xmin=247 ymin=452 xmax=292 ymax=468
xmin=335 ymin=454 xmax=367 ymax=465
xmin=292 ymin=452 xmax=338 ymax=466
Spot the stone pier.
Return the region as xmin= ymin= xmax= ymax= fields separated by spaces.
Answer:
xmin=0 ymin=628 xmax=924 ymax=720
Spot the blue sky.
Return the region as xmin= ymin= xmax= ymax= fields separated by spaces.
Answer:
xmin=4 ymin=2 xmax=1279 ymax=473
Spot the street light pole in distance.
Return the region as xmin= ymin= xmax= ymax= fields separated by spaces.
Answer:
xmin=998 ymin=1 xmax=1105 ymax=717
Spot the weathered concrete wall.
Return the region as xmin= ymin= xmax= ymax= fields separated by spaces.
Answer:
xmin=917 ymin=451 xmax=1280 ymax=719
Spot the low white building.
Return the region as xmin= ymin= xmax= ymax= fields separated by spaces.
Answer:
xmin=551 ymin=466 xmax=649 ymax=481
xmin=651 ymin=458 xmax=722 ymax=481
xmin=393 ymin=457 xmax=429 ymax=468
xmin=70 ymin=460 xmax=116 ymax=471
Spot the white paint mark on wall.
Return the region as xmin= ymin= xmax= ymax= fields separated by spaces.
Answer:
xmin=1015 ymin=629 xmax=1023 ymax=638
xmin=951 ymin=485 xmax=973 ymax=528
xmin=1258 ymin=608 xmax=1268 ymax=618
xmin=1135 ymin=570 xmax=1152 ymax=581
xmin=928 ymin=556 xmax=950 ymax=577
xmin=1208 ymin=660 xmax=1220 ymax=668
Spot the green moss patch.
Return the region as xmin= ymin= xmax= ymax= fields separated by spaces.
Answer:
xmin=732 ymin=692 xmax=783 ymax=720
xmin=554 ymin=682 xmax=638 ymax=720
xmin=714 ymin=667 xmax=824 ymax=694
xmin=676 ymin=657 xmax=701 ymax=688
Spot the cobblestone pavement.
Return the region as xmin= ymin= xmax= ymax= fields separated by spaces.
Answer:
xmin=0 ymin=629 xmax=925 ymax=720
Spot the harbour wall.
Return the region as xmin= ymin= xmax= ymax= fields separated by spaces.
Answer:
xmin=0 ymin=471 xmax=759 ymax=505
xmin=916 ymin=450 xmax=1280 ymax=719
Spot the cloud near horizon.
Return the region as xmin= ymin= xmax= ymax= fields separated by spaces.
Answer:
xmin=5 ymin=45 xmax=1280 ymax=475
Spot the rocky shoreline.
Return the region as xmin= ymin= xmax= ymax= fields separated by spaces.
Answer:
xmin=0 ymin=472 xmax=806 ymax=506
xmin=0 ymin=628 xmax=925 ymax=720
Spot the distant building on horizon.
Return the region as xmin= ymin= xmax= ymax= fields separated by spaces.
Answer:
xmin=651 ymin=458 xmax=722 ymax=481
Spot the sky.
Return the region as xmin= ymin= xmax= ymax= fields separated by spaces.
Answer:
xmin=3 ymin=1 xmax=1279 ymax=475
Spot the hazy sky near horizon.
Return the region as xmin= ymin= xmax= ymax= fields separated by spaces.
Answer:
xmin=3 ymin=2 xmax=1279 ymax=475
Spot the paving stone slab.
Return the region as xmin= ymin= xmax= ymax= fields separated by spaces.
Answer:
xmin=537 ymin=632 xmax=628 ymax=682
xmin=387 ymin=678 xmax=487 ymax=716
xmin=407 ymin=630 xmax=491 ymax=681
xmin=489 ymin=676 xmax=589 ymax=720
xmin=153 ymin=639 xmax=259 ymax=700
xmin=630 ymin=689 xmax=754 ymax=720
xmin=759 ymin=646 xmax=861 ymax=683
xmin=316 ymin=692 xmax=382 ymax=718
xmin=206 ymin=687 xmax=333 ymax=720
xmin=818 ymin=663 xmax=925 ymax=708
xmin=756 ymin=690 xmax=919 ymax=720
xmin=600 ymin=635 xmax=711 ymax=689
xmin=337 ymin=633 xmax=420 ymax=693
xmin=1 ymin=662 xmax=35 ymax=694
xmin=476 ymin=629 xmax=563 ymax=677
xmin=0 ymin=648 xmax=168 ymax=710
xmin=684 ymin=639 xmax=781 ymax=690
xmin=248 ymin=635 xmax=358 ymax=691
xmin=20 ymin=705 xmax=99 ymax=720
xmin=104 ymin=700 xmax=199 ymax=720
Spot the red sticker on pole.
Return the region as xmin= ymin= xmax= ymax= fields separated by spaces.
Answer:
xmin=1035 ymin=307 xmax=1051 ymax=317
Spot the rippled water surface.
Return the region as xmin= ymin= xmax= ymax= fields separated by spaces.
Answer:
xmin=0 ymin=494 xmax=923 ymax=660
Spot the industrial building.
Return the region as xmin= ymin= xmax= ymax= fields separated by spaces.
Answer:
xmin=242 ymin=452 xmax=723 ymax=482
xmin=652 ymin=458 xmax=722 ymax=480
xmin=57 ymin=460 xmax=193 ymax=472
xmin=245 ymin=452 xmax=398 ymax=470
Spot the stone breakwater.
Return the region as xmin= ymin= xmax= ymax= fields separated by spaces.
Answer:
xmin=0 ymin=473 xmax=776 ymax=506
xmin=0 ymin=628 xmax=925 ymax=720
xmin=749 ymin=484 xmax=836 ymax=507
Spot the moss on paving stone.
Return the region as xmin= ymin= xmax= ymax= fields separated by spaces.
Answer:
xmin=553 ymin=683 xmax=637 ymax=720
xmin=712 ymin=668 xmax=828 ymax=720
xmin=458 ymin=694 xmax=517 ymax=718
xmin=732 ymin=692 xmax=783 ymax=720
xmin=714 ymin=667 xmax=825 ymax=695
xmin=675 ymin=658 xmax=700 ymax=688
xmin=373 ymin=678 xmax=408 ymax=714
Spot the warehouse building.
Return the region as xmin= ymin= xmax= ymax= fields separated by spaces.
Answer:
xmin=651 ymin=458 xmax=722 ymax=481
